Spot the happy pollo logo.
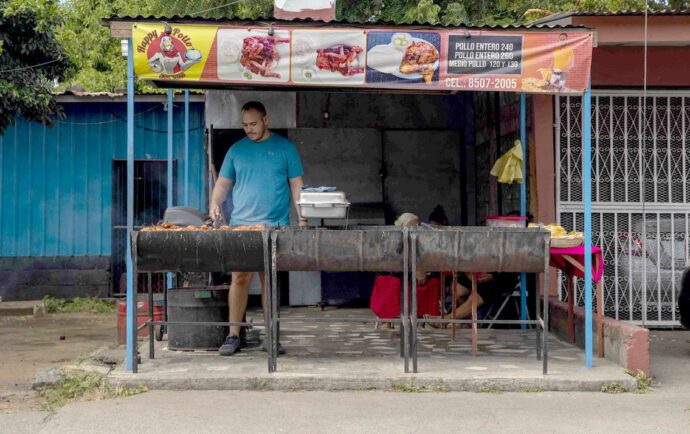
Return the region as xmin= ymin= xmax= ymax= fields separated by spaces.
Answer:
xmin=138 ymin=23 xmax=203 ymax=79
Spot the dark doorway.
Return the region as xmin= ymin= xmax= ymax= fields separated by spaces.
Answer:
xmin=112 ymin=159 xmax=176 ymax=296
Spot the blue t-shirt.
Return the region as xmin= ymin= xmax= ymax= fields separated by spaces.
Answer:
xmin=219 ymin=134 xmax=304 ymax=226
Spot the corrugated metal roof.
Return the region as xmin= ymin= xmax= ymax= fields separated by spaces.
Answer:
xmin=103 ymin=14 xmax=587 ymax=30
xmin=530 ymin=9 xmax=690 ymax=25
xmin=572 ymin=9 xmax=690 ymax=16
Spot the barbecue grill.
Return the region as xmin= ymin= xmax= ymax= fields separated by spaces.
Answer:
xmin=130 ymin=225 xmax=551 ymax=374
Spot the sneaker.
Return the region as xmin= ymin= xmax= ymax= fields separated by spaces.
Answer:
xmin=218 ymin=334 xmax=241 ymax=356
xmin=261 ymin=339 xmax=286 ymax=355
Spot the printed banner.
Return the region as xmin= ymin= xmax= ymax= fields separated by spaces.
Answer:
xmin=132 ymin=23 xmax=593 ymax=94
xmin=274 ymin=0 xmax=336 ymax=21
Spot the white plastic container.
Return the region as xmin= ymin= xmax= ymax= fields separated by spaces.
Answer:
xmin=485 ymin=216 xmax=528 ymax=228
xmin=298 ymin=191 xmax=350 ymax=219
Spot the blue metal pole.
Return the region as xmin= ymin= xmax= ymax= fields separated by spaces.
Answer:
xmin=520 ymin=93 xmax=528 ymax=330
xmin=167 ymin=89 xmax=174 ymax=290
xmin=583 ymin=83 xmax=593 ymax=368
xmin=125 ymin=38 xmax=135 ymax=372
xmin=184 ymin=89 xmax=190 ymax=206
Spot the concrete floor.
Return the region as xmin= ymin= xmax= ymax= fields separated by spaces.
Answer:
xmin=110 ymin=307 xmax=634 ymax=392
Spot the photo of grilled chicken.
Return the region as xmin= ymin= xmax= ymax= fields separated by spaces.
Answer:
xmin=315 ymin=44 xmax=365 ymax=77
xmin=399 ymin=41 xmax=439 ymax=84
xmin=240 ymin=35 xmax=290 ymax=78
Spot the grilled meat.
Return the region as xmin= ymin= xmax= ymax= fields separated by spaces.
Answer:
xmin=399 ymin=41 xmax=438 ymax=84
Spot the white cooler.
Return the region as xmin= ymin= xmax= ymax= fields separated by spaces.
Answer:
xmin=297 ymin=191 xmax=350 ymax=219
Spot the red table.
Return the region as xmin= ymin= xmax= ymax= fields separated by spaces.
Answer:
xmin=549 ymin=246 xmax=604 ymax=357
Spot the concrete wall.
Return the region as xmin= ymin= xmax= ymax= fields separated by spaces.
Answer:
xmin=383 ymin=130 xmax=462 ymax=224
xmin=550 ymin=299 xmax=650 ymax=375
xmin=205 ymin=90 xmax=297 ymax=129
xmin=288 ymin=128 xmax=383 ymax=204
xmin=297 ymin=92 xmax=467 ymax=129
xmin=0 ymin=257 xmax=110 ymax=301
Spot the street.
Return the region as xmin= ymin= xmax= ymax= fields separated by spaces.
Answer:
xmin=1 ymin=330 xmax=687 ymax=434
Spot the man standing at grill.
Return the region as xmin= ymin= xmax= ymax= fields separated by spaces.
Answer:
xmin=210 ymin=101 xmax=306 ymax=356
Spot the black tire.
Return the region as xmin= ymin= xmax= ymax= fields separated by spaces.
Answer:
xmin=155 ymin=325 xmax=165 ymax=341
xmin=679 ymin=268 xmax=690 ymax=329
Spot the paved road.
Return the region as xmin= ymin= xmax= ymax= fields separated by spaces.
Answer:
xmin=0 ymin=330 xmax=687 ymax=434
xmin=1 ymin=388 xmax=688 ymax=434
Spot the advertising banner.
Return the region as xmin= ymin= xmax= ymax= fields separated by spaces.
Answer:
xmin=132 ymin=23 xmax=592 ymax=94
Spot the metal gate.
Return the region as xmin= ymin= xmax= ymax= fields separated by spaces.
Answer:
xmin=556 ymin=91 xmax=690 ymax=327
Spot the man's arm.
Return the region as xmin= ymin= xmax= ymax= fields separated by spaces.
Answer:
xmin=288 ymin=176 xmax=307 ymax=226
xmin=210 ymin=176 xmax=233 ymax=222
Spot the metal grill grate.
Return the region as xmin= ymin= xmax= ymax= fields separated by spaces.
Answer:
xmin=557 ymin=92 xmax=690 ymax=326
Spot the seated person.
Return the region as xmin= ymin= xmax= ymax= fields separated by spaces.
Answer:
xmin=424 ymin=272 xmax=519 ymax=327
xmin=429 ymin=205 xmax=449 ymax=226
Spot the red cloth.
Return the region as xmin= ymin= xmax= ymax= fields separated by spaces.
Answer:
xmin=369 ymin=275 xmax=441 ymax=319
xmin=549 ymin=246 xmax=604 ymax=282
xmin=370 ymin=275 xmax=401 ymax=319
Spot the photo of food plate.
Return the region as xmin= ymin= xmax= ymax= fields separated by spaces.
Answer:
xmin=291 ymin=30 xmax=366 ymax=85
xmin=366 ymin=31 xmax=441 ymax=85
xmin=216 ymin=28 xmax=291 ymax=83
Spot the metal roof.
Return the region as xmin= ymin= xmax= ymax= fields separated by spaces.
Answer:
xmin=530 ymin=9 xmax=690 ymax=25
xmin=104 ymin=14 xmax=587 ymax=30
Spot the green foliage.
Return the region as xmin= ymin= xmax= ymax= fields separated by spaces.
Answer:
xmin=0 ymin=0 xmax=76 ymax=134
xmin=626 ymin=369 xmax=654 ymax=394
xmin=27 ymin=0 xmax=688 ymax=94
xmin=39 ymin=372 xmax=148 ymax=413
xmin=402 ymin=0 xmax=441 ymax=24
xmin=600 ymin=382 xmax=627 ymax=393
xmin=43 ymin=295 xmax=116 ymax=314
xmin=442 ymin=3 xmax=470 ymax=26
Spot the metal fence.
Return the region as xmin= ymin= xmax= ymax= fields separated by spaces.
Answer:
xmin=556 ymin=91 xmax=690 ymax=326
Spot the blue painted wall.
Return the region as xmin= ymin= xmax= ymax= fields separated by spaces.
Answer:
xmin=0 ymin=100 xmax=206 ymax=257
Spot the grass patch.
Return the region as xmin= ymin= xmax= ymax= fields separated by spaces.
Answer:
xmin=392 ymin=382 xmax=427 ymax=393
xmin=43 ymin=296 xmax=116 ymax=314
xmin=626 ymin=369 xmax=654 ymax=394
xmin=600 ymin=382 xmax=627 ymax=394
xmin=476 ymin=386 xmax=502 ymax=394
xmin=39 ymin=372 xmax=147 ymax=413
xmin=516 ymin=387 xmax=544 ymax=393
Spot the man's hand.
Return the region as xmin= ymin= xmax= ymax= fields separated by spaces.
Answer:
xmin=210 ymin=202 xmax=222 ymax=222
xmin=298 ymin=218 xmax=308 ymax=227
xmin=210 ymin=177 xmax=233 ymax=224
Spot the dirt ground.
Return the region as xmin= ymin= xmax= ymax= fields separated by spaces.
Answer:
xmin=0 ymin=313 xmax=117 ymax=413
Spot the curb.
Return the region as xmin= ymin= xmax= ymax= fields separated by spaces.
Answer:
xmin=108 ymin=373 xmax=637 ymax=393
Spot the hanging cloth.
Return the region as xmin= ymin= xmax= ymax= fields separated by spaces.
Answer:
xmin=490 ymin=139 xmax=524 ymax=184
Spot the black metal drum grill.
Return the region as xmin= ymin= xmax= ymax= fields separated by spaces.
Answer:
xmin=130 ymin=226 xmax=550 ymax=375
xmin=268 ymin=226 xmax=410 ymax=372
xmin=133 ymin=230 xmax=266 ymax=272
xmin=129 ymin=230 xmax=270 ymax=373
xmin=410 ymin=227 xmax=551 ymax=374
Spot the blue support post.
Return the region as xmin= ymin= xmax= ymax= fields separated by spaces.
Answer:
xmin=184 ymin=89 xmax=190 ymax=206
xmin=167 ymin=89 xmax=174 ymax=290
xmin=520 ymin=93 xmax=528 ymax=329
xmin=125 ymin=38 xmax=135 ymax=372
xmin=583 ymin=83 xmax=593 ymax=368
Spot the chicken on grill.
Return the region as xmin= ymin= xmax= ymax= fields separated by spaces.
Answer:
xmin=399 ymin=41 xmax=438 ymax=84
xmin=240 ymin=35 xmax=289 ymax=78
xmin=315 ymin=44 xmax=364 ymax=77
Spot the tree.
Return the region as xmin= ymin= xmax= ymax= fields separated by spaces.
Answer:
xmin=54 ymin=0 xmax=680 ymax=93
xmin=442 ymin=2 xmax=470 ymax=26
xmin=402 ymin=0 xmax=442 ymax=24
xmin=0 ymin=0 xmax=76 ymax=134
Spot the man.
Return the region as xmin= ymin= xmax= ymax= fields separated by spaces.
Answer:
xmin=210 ymin=101 xmax=307 ymax=356
xmin=550 ymin=33 xmax=575 ymax=91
